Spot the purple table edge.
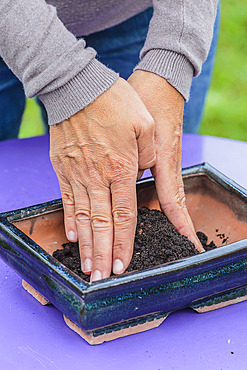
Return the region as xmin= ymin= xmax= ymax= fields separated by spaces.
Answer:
xmin=0 ymin=133 xmax=246 ymax=370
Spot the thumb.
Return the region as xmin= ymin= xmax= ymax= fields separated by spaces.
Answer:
xmin=135 ymin=115 xmax=156 ymax=170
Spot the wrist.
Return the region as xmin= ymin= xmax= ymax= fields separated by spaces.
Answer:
xmin=39 ymin=59 xmax=119 ymax=126
xmin=134 ymin=49 xmax=194 ymax=101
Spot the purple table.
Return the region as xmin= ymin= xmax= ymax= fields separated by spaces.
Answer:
xmin=0 ymin=134 xmax=247 ymax=369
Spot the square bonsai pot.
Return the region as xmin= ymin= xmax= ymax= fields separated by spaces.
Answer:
xmin=0 ymin=163 xmax=247 ymax=344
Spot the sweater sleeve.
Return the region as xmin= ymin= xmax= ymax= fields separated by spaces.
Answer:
xmin=135 ymin=0 xmax=219 ymax=101
xmin=0 ymin=0 xmax=118 ymax=125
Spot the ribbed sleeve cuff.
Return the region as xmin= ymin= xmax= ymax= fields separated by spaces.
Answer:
xmin=39 ymin=58 xmax=119 ymax=125
xmin=135 ymin=49 xmax=194 ymax=101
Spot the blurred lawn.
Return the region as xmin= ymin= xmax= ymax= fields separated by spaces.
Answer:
xmin=18 ymin=98 xmax=44 ymax=138
xmin=19 ymin=0 xmax=247 ymax=141
xmin=200 ymin=0 xmax=247 ymax=141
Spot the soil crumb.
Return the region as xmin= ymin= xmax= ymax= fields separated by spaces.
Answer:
xmin=53 ymin=206 xmax=217 ymax=282
xmin=196 ymin=231 xmax=217 ymax=251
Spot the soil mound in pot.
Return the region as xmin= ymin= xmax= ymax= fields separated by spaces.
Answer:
xmin=53 ymin=206 xmax=216 ymax=282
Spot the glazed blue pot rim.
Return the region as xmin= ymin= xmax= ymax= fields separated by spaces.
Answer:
xmin=0 ymin=162 xmax=246 ymax=295
xmin=2 ymin=162 xmax=247 ymax=219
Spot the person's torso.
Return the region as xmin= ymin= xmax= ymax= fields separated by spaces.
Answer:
xmin=46 ymin=0 xmax=152 ymax=36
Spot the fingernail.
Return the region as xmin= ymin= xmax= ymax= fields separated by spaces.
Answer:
xmin=83 ymin=258 xmax=92 ymax=273
xmin=68 ymin=230 xmax=76 ymax=241
xmin=91 ymin=270 xmax=102 ymax=282
xmin=113 ymin=259 xmax=124 ymax=275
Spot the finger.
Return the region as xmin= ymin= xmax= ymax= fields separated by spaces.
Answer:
xmin=87 ymin=185 xmax=113 ymax=282
xmin=111 ymin=176 xmax=137 ymax=275
xmin=58 ymin=177 xmax=78 ymax=243
xmin=177 ymin=174 xmax=204 ymax=252
xmin=135 ymin=116 xmax=156 ymax=170
xmin=176 ymin=135 xmax=203 ymax=251
xmin=175 ymin=133 xmax=198 ymax=235
xmin=72 ymin=185 xmax=93 ymax=274
xmin=152 ymin=160 xmax=203 ymax=253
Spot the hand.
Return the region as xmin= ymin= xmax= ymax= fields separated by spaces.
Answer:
xmin=50 ymin=77 xmax=156 ymax=281
xmin=128 ymin=71 xmax=203 ymax=252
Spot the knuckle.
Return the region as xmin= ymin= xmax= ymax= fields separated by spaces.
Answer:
xmin=140 ymin=154 xmax=156 ymax=169
xmin=113 ymin=243 xmax=128 ymax=255
xmin=78 ymin=243 xmax=92 ymax=254
xmin=75 ymin=209 xmax=91 ymax=222
xmin=141 ymin=116 xmax=155 ymax=134
xmin=91 ymin=215 xmax=113 ymax=230
xmin=160 ymin=193 xmax=181 ymax=211
xmin=179 ymin=190 xmax=187 ymax=209
xmin=113 ymin=208 xmax=137 ymax=225
xmin=160 ymin=189 xmax=189 ymax=219
xmin=147 ymin=117 xmax=155 ymax=132
xmin=93 ymin=254 xmax=106 ymax=265
xmin=64 ymin=214 xmax=75 ymax=223
xmin=62 ymin=192 xmax=74 ymax=205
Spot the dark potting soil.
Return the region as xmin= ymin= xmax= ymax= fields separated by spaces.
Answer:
xmin=196 ymin=231 xmax=217 ymax=251
xmin=53 ymin=206 xmax=217 ymax=282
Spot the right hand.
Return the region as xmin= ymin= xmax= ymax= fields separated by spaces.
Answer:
xmin=50 ymin=78 xmax=156 ymax=282
xmin=128 ymin=71 xmax=203 ymax=252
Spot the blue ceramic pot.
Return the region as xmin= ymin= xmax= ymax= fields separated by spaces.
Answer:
xmin=0 ymin=163 xmax=247 ymax=342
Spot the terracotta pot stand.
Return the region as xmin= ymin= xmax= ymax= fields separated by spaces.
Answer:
xmin=21 ymin=279 xmax=247 ymax=344
xmin=64 ymin=314 xmax=168 ymax=345
xmin=22 ymin=279 xmax=168 ymax=344
xmin=190 ymin=285 xmax=247 ymax=313
xmin=22 ymin=280 xmax=50 ymax=306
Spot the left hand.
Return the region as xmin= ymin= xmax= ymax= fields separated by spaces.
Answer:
xmin=128 ymin=70 xmax=203 ymax=252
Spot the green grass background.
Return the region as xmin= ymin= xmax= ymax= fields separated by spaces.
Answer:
xmin=200 ymin=0 xmax=247 ymax=141
xmin=19 ymin=0 xmax=247 ymax=141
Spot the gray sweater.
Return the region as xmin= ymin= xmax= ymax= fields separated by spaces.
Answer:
xmin=0 ymin=0 xmax=218 ymax=125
